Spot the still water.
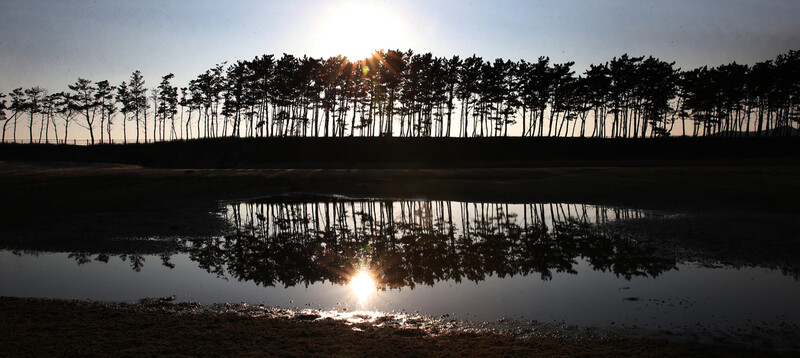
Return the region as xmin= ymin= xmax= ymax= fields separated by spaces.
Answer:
xmin=2 ymin=199 xmax=799 ymax=339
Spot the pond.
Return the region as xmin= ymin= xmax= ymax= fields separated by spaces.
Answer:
xmin=2 ymin=198 xmax=799 ymax=347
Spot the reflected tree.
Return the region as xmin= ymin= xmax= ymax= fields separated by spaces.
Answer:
xmin=181 ymin=200 xmax=674 ymax=289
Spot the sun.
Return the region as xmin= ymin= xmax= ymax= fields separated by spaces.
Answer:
xmin=349 ymin=268 xmax=377 ymax=306
xmin=316 ymin=2 xmax=407 ymax=60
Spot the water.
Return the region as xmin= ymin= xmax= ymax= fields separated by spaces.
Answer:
xmin=2 ymin=198 xmax=799 ymax=345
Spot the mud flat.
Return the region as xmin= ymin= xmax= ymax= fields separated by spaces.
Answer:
xmin=1 ymin=297 xmax=794 ymax=357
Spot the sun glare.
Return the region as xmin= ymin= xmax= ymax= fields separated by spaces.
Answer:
xmin=349 ymin=268 xmax=377 ymax=305
xmin=316 ymin=2 xmax=406 ymax=60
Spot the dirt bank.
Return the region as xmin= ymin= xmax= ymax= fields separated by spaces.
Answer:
xmin=3 ymin=160 xmax=800 ymax=214
xmin=0 ymin=297 xmax=792 ymax=357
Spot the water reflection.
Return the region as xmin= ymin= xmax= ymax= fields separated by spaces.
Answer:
xmin=57 ymin=200 xmax=675 ymax=289
xmin=5 ymin=199 xmax=798 ymax=347
xmin=66 ymin=252 xmax=158 ymax=271
xmin=181 ymin=200 xmax=675 ymax=289
xmin=349 ymin=269 xmax=377 ymax=306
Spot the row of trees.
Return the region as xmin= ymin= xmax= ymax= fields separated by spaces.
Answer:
xmin=2 ymin=49 xmax=798 ymax=143
xmin=0 ymin=70 xmax=172 ymax=144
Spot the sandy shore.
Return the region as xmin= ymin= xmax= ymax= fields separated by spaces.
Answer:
xmin=2 ymin=297 xmax=794 ymax=357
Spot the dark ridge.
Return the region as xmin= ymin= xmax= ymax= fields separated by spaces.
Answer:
xmin=2 ymin=136 xmax=799 ymax=169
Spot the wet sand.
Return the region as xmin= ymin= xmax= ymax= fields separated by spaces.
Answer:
xmin=1 ymin=297 xmax=793 ymax=357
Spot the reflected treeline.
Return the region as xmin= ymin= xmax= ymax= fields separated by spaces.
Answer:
xmin=65 ymin=252 xmax=173 ymax=272
xmin=182 ymin=200 xmax=675 ymax=288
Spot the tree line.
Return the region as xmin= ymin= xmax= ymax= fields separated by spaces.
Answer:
xmin=2 ymin=49 xmax=798 ymax=143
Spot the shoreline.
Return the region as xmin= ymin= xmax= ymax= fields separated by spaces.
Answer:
xmin=1 ymin=296 xmax=794 ymax=357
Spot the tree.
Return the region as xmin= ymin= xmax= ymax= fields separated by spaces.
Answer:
xmin=681 ymin=67 xmax=714 ymax=136
xmin=223 ymin=63 xmax=247 ymax=137
xmin=104 ymin=96 xmax=117 ymax=142
xmin=0 ymin=93 xmax=9 ymax=142
xmin=638 ymin=57 xmax=679 ymax=137
xmin=94 ymin=80 xmax=115 ymax=143
xmin=193 ymin=64 xmax=226 ymax=138
xmin=456 ymin=55 xmax=483 ymax=137
xmin=247 ymin=54 xmax=275 ymax=138
xmin=443 ymin=56 xmax=461 ymax=137
xmin=68 ymin=79 xmax=97 ymax=144
xmin=774 ymin=50 xmax=800 ymax=136
xmin=583 ymin=63 xmax=611 ymax=137
xmin=548 ymin=61 xmax=576 ymax=137
xmin=608 ymin=54 xmax=643 ymax=138
xmin=41 ymin=93 xmax=58 ymax=143
xmin=7 ymin=89 xmax=27 ymax=142
xmin=157 ymin=74 xmax=178 ymax=140
xmin=517 ymin=57 xmax=552 ymax=137
xmin=116 ymin=81 xmax=131 ymax=143
xmin=150 ymin=87 xmax=160 ymax=141
xmin=128 ymin=70 xmax=147 ymax=143
xmin=54 ymin=92 xmax=77 ymax=143
xmin=319 ymin=55 xmax=347 ymax=137
xmin=24 ymin=87 xmax=44 ymax=143
xmin=178 ymin=87 xmax=188 ymax=139
xmin=297 ymin=56 xmax=323 ymax=137
xmin=376 ymin=50 xmax=406 ymax=136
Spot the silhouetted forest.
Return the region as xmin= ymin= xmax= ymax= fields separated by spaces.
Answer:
xmin=1 ymin=49 xmax=798 ymax=143
xmin=60 ymin=201 xmax=676 ymax=288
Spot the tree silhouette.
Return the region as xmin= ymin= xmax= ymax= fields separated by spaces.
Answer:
xmin=23 ymin=87 xmax=44 ymax=143
xmin=516 ymin=57 xmax=553 ymax=137
xmin=456 ymin=55 xmax=482 ymax=137
xmin=0 ymin=93 xmax=9 ymax=142
xmin=583 ymin=63 xmax=611 ymax=137
xmin=638 ymin=56 xmax=679 ymax=137
xmin=8 ymin=88 xmax=26 ymax=141
xmin=95 ymin=80 xmax=115 ymax=144
xmin=223 ymin=63 xmax=248 ymax=137
xmin=128 ymin=70 xmax=147 ymax=143
xmin=68 ymin=79 xmax=97 ymax=144
xmin=774 ymin=50 xmax=800 ymax=136
xmin=156 ymin=74 xmax=178 ymax=140
xmin=115 ymin=81 xmax=131 ymax=144
xmin=54 ymin=92 xmax=77 ymax=142
xmin=40 ymin=93 xmax=58 ymax=143
xmin=149 ymin=86 xmax=159 ymax=141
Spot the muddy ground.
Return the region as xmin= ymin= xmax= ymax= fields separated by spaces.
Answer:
xmin=2 ymin=297 xmax=795 ymax=357
xmin=2 ymin=160 xmax=800 ymax=356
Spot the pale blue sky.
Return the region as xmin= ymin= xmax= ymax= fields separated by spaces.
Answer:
xmin=1 ymin=0 xmax=799 ymax=94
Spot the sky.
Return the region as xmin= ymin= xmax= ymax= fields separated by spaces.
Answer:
xmin=1 ymin=0 xmax=799 ymax=101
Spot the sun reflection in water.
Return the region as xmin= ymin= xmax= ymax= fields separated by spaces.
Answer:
xmin=349 ymin=268 xmax=376 ymax=306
